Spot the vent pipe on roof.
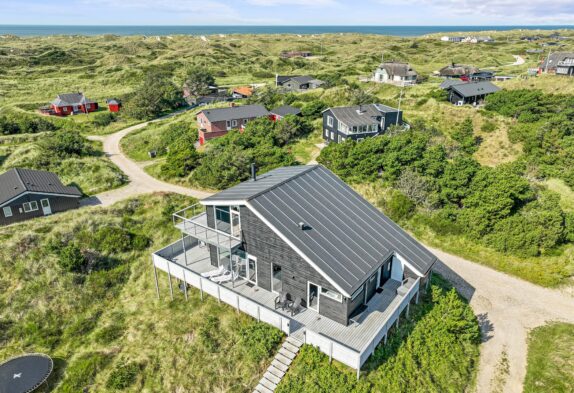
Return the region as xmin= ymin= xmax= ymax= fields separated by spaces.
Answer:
xmin=251 ymin=162 xmax=257 ymax=181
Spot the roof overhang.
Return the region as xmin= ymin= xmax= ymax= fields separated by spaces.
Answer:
xmin=0 ymin=191 xmax=81 ymax=208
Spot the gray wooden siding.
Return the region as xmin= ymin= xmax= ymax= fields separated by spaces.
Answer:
xmin=205 ymin=207 xmax=219 ymax=267
xmin=0 ymin=194 xmax=79 ymax=226
xmin=240 ymin=206 xmax=349 ymax=325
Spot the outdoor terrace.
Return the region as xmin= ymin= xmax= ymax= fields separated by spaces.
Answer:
xmin=152 ymin=239 xmax=421 ymax=371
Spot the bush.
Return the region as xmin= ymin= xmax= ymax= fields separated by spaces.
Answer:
xmin=381 ymin=190 xmax=415 ymax=222
xmin=38 ymin=130 xmax=92 ymax=160
xmin=106 ymin=361 xmax=141 ymax=390
xmin=0 ymin=113 xmax=58 ymax=135
xmin=93 ymin=226 xmax=133 ymax=254
xmin=58 ymin=243 xmax=86 ymax=273
xmin=238 ymin=322 xmax=283 ymax=362
xmin=91 ymin=111 xmax=117 ymax=127
xmin=197 ymin=315 xmax=220 ymax=352
xmin=58 ymin=352 xmax=112 ymax=393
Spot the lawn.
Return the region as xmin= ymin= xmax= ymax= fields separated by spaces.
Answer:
xmin=524 ymin=323 xmax=574 ymax=393
xmin=0 ymin=194 xmax=283 ymax=392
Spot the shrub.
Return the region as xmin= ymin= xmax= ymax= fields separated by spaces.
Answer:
xmin=481 ymin=120 xmax=497 ymax=133
xmin=58 ymin=243 xmax=86 ymax=273
xmin=106 ymin=361 xmax=141 ymax=390
xmin=91 ymin=111 xmax=117 ymax=127
xmin=238 ymin=322 xmax=283 ymax=362
xmin=197 ymin=315 xmax=220 ymax=352
xmin=381 ymin=190 xmax=415 ymax=222
xmin=38 ymin=130 xmax=92 ymax=160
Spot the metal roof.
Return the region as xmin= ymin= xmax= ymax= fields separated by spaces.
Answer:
xmin=204 ymin=165 xmax=437 ymax=297
xmin=450 ymin=81 xmax=501 ymax=97
xmin=270 ymin=105 xmax=302 ymax=117
xmin=0 ymin=168 xmax=82 ymax=206
xmin=203 ymin=166 xmax=313 ymax=203
xmin=439 ymin=79 xmax=466 ymax=89
xmin=51 ymin=92 xmax=95 ymax=107
xmin=200 ymin=104 xmax=269 ymax=123
xmin=327 ymin=104 xmax=399 ymax=127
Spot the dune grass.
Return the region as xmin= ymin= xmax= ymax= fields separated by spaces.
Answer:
xmin=0 ymin=194 xmax=283 ymax=392
xmin=524 ymin=323 xmax=574 ymax=393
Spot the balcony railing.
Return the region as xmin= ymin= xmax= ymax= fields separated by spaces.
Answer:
xmin=173 ymin=204 xmax=241 ymax=250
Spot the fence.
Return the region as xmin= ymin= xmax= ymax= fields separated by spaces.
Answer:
xmin=153 ymin=252 xmax=291 ymax=335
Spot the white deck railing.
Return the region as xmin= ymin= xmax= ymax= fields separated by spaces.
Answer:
xmin=153 ymin=252 xmax=291 ymax=335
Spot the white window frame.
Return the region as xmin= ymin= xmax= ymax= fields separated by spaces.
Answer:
xmin=23 ymin=201 xmax=39 ymax=213
xmin=330 ymin=131 xmax=334 ymax=140
xmin=243 ymin=118 xmax=248 ymax=124
xmin=307 ymin=281 xmax=320 ymax=312
xmin=327 ymin=116 xmax=334 ymax=127
xmin=231 ymin=119 xmax=238 ymax=127
xmin=3 ymin=206 xmax=13 ymax=218
xmin=324 ymin=129 xmax=329 ymax=137
xmin=321 ymin=287 xmax=342 ymax=303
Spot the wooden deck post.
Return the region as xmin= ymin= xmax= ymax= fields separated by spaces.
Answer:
xmin=199 ymin=277 xmax=204 ymax=301
xmin=182 ymin=270 xmax=188 ymax=301
xmin=152 ymin=256 xmax=160 ymax=300
xmin=257 ymin=305 xmax=261 ymax=322
xmin=415 ymin=289 xmax=420 ymax=304
xmin=329 ymin=341 xmax=333 ymax=363
xmin=384 ymin=334 xmax=387 ymax=345
xmin=356 ymin=358 xmax=361 ymax=381
xmin=236 ymin=295 xmax=240 ymax=314
xmin=406 ymin=303 xmax=410 ymax=318
xmin=166 ymin=260 xmax=174 ymax=301
xmin=217 ymin=285 xmax=221 ymax=304
xmin=182 ymin=234 xmax=188 ymax=266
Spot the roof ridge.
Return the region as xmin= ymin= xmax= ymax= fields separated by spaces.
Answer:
xmin=246 ymin=165 xmax=319 ymax=202
xmin=12 ymin=167 xmax=28 ymax=191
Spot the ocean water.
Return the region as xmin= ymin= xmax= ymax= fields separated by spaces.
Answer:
xmin=0 ymin=25 xmax=572 ymax=37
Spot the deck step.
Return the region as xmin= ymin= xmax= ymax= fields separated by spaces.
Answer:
xmin=271 ymin=359 xmax=289 ymax=372
xmin=268 ymin=365 xmax=285 ymax=378
xmin=282 ymin=342 xmax=300 ymax=354
xmin=255 ymin=384 xmax=273 ymax=393
xmin=279 ymin=347 xmax=296 ymax=360
xmin=264 ymin=371 xmax=282 ymax=385
xmin=260 ymin=377 xmax=277 ymax=391
xmin=286 ymin=337 xmax=303 ymax=347
xmin=275 ymin=353 xmax=293 ymax=365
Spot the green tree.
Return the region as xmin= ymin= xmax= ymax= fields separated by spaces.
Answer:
xmin=452 ymin=118 xmax=479 ymax=154
xmin=182 ymin=66 xmax=215 ymax=97
xmin=123 ymin=70 xmax=183 ymax=120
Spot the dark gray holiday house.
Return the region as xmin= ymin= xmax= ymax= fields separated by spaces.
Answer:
xmin=322 ymin=104 xmax=403 ymax=143
xmin=152 ymin=165 xmax=437 ymax=371
xmin=0 ymin=168 xmax=81 ymax=226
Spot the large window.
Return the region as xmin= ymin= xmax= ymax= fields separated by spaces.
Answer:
xmin=321 ymin=287 xmax=342 ymax=302
xmin=23 ymin=201 xmax=39 ymax=213
xmin=272 ymin=264 xmax=282 ymax=293
xmin=327 ymin=116 xmax=334 ymax=127
xmin=3 ymin=206 xmax=12 ymax=217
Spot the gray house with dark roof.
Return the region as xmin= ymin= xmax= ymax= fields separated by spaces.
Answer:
xmin=0 ymin=168 xmax=82 ymax=226
xmin=445 ymin=81 xmax=501 ymax=105
xmin=197 ymin=104 xmax=270 ymax=145
xmin=152 ymin=165 xmax=435 ymax=373
xmin=540 ymin=52 xmax=574 ymax=76
xmin=322 ymin=104 xmax=403 ymax=144
xmin=276 ymin=75 xmax=325 ymax=92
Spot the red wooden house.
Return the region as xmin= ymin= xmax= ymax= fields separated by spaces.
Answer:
xmin=106 ymin=99 xmax=121 ymax=113
xmin=51 ymin=92 xmax=98 ymax=116
xmin=196 ymin=104 xmax=269 ymax=145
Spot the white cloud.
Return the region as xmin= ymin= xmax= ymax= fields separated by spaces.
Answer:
xmin=376 ymin=0 xmax=574 ymax=23
xmin=246 ymin=0 xmax=336 ymax=5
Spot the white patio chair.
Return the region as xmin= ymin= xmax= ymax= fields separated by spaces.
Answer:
xmin=211 ymin=270 xmax=238 ymax=283
xmin=200 ymin=265 xmax=225 ymax=278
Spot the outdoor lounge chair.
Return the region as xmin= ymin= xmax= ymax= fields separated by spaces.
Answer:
xmin=200 ymin=265 xmax=225 ymax=278
xmin=274 ymin=292 xmax=290 ymax=310
xmin=211 ymin=270 xmax=238 ymax=283
xmin=288 ymin=296 xmax=304 ymax=316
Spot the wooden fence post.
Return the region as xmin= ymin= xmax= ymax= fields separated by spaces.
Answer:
xmin=166 ymin=260 xmax=174 ymax=300
xmin=152 ymin=257 xmax=160 ymax=300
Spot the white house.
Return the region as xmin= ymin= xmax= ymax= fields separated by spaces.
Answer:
xmin=373 ymin=61 xmax=418 ymax=86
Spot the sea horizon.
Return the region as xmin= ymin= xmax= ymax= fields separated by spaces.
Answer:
xmin=0 ymin=24 xmax=572 ymax=37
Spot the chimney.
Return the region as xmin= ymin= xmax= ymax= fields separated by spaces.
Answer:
xmin=298 ymin=222 xmax=306 ymax=230
xmin=251 ymin=163 xmax=257 ymax=181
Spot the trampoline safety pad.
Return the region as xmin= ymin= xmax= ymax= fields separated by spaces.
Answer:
xmin=0 ymin=354 xmax=53 ymax=393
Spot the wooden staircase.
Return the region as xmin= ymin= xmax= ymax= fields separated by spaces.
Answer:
xmin=254 ymin=336 xmax=303 ymax=393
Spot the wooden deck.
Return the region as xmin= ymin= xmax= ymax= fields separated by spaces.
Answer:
xmin=156 ymin=242 xmax=416 ymax=354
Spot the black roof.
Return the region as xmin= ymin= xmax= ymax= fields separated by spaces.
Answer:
xmin=199 ymin=105 xmax=269 ymax=123
xmin=449 ymin=81 xmax=501 ymax=97
xmin=326 ymin=104 xmax=400 ymax=127
xmin=0 ymin=168 xmax=82 ymax=206
xmin=203 ymin=165 xmax=437 ymax=297
xmin=270 ymin=105 xmax=302 ymax=117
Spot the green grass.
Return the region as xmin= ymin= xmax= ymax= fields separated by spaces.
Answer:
xmin=524 ymin=323 xmax=574 ymax=393
xmin=544 ymin=178 xmax=574 ymax=213
xmin=0 ymin=194 xmax=283 ymax=392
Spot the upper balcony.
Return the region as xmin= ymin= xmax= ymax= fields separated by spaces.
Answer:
xmin=173 ymin=204 xmax=242 ymax=250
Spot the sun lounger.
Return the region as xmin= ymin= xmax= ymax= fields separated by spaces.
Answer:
xmin=200 ymin=265 xmax=225 ymax=278
xmin=211 ymin=270 xmax=238 ymax=283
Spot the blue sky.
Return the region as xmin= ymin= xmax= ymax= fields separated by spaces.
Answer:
xmin=1 ymin=0 xmax=573 ymax=25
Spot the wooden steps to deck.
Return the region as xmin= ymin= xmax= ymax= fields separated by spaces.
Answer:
xmin=253 ymin=336 xmax=303 ymax=393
